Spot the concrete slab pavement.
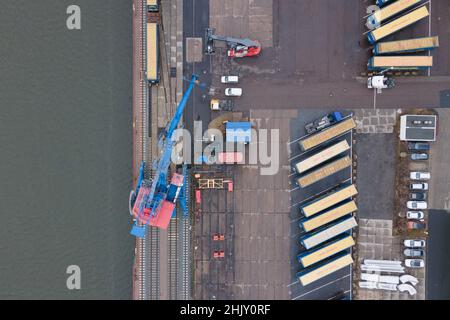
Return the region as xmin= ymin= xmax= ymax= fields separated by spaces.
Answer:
xmin=356 ymin=219 xmax=425 ymax=300
xmin=210 ymin=0 xmax=273 ymax=48
xmin=354 ymin=132 xmax=396 ymax=220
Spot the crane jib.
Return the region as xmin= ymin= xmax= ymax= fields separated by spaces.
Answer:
xmin=167 ymin=75 xmax=198 ymax=138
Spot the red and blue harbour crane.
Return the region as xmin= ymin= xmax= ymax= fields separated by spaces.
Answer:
xmin=129 ymin=74 xmax=198 ymax=238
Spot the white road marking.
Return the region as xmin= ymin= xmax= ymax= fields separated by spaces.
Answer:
xmin=287 ymin=280 xmax=299 ymax=287
xmin=428 ymin=0 xmax=432 ymax=77
xmin=373 ymin=88 xmax=377 ymax=110
xmin=327 ymin=289 xmax=351 ymax=300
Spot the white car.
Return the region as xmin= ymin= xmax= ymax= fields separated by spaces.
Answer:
xmin=410 ymin=183 xmax=428 ymax=191
xmin=406 ymin=211 xmax=425 ymax=220
xmin=404 ymin=239 xmax=426 ymax=248
xmin=405 ymin=259 xmax=425 ymax=268
xmin=225 ymin=88 xmax=242 ymax=97
xmin=407 ymin=201 xmax=427 ymax=210
xmin=410 ymin=172 xmax=431 ymax=180
xmin=221 ymin=75 xmax=239 ymax=84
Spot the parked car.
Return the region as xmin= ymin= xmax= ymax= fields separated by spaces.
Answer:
xmin=408 ymin=142 xmax=430 ymax=151
xmin=406 ymin=211 xmax=425 ymax=220
xmin=404 ymin=248 xmax=425 ymax=258
xmin=221 ymin=75 xmax=239 ymax=84
xmin=409 ymin=192 xmax=427 ymax=201
xmin=410 ymin=172 xmax=431 ymax=180
xmin=407 ymin=201 xmax=427 ymax=210
xmin=411 ymin=153 xmax=429 ymax=161
xmin=210 ymin=99 xmax=234 ymax=111
xmin=409 ymin=183 xmax=428 ymax=191
xmin=404 ymin=239 xmax=426 ymax=248
xmin=225 ymin=88 xmax=242 ymax=96
xmin=407 ymin=221 xmax=427 ymax=230
xmin=405 ymin=259 xmax=425 ymax=268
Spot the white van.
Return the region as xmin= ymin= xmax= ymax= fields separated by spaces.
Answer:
xmin=221 ymin=75 xmax=239 ymax=84
xmin=225 ymin=88 xmax=242 ymax=97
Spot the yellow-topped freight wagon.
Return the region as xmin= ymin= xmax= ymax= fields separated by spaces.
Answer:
xmin=147 ymin=22 xmax=159 ymax=83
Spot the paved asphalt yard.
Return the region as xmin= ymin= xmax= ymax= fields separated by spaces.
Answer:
xmin=427 ymin=210 xmax=450 ymax=300
xmin=212 ymin=0 xmax=450 ymax=109
xmin=354 ymin=133 xmax=395 ymax=220
xmin=184 ymin=0 xmax=450 ymax=300
xmin=426 ymin=110 xmax=450 ymax=299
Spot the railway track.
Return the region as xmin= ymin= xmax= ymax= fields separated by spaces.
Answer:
xmin=168 ymin=218 xmax=178 ymax=299
xmin=178 ymin=168 xmax=192 ymax=300
xmin=135 ymin=0 xmax=192 ymax=300
xmin=135 ymin=0 xmax=161 ymax=300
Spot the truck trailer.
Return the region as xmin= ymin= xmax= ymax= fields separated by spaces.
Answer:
xmin=295 ymin=140 xmax=350 ymax=174
xmin=297 ymin=156 xmax=352 ymax=188
xmin=368 ymin=56 xmax=433 ymax=71
xmin=366 ymin=0 xmax=421 ymax=29
xmin=299 ymin=117 xmax=356 ymax=151
xmin=367 ymin=6 xmax=429 ymax=44
xmin=373 ymin=36 xmax=439 ymax=55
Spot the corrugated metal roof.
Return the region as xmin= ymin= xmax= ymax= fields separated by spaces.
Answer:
xmin=226 ymin=122 xmax=252 ymax=143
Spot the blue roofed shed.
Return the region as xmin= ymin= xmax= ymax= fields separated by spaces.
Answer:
xmin=226 ymin=122 xmax=252 ymax=143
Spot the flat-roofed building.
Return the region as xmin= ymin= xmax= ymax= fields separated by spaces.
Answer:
xmin=399 ymin=114 xmax=437 ymax=141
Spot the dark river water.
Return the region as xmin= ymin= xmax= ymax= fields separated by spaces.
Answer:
xmin=0 ymin=0 xmax=134 ymax=299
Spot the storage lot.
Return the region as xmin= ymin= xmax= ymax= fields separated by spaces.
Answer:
xmin=192 ymin=109 xmax=294 ymax=300
xmin=288 ymin=110 xmax=355 ymax=300
xmin=356 ymin=218 xmax=426 ymax=300
xmin=354 ymin=110 xmax=438 ymax=300
xmin=187 ymin=0 xmax=450 ymax=301
xmin=210 ymin=0 xmax=450 ymax=110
